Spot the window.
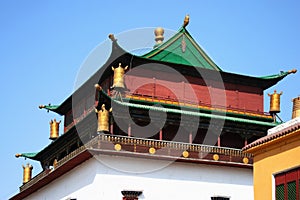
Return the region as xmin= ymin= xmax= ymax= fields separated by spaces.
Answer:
xmin=121 ymin=190 xmax=142 ymax=200
xmin=275 ymin=167 xmax=300 ymax=200
xmin=211 ymin=196 xmax=230 ymax=200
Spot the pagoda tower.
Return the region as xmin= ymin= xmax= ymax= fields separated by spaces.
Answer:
xmin=12 ymin=16 xmax=296 ymax=200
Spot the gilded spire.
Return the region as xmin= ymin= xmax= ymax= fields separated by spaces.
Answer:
xmin=268 ymin=90 xmax=283 ymax=114
xmin=22 ymin=163 xmax=33 ymax=184
xmin=154 ymin=27 xmax=164 ymax=45
xmin=49 ymin=119 xmax=61 ymax=140
xmin=108 ymin=34 xmax=116 ymax=42
xmin=183 ymin=15 xmax=190 ymax=28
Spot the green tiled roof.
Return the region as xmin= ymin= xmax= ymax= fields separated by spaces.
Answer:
xmin=141 ymin=26 xmax=222 ymax=71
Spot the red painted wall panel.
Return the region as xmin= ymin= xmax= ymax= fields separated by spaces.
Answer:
xmin=123 ymin=69 xmax=264 ymax=112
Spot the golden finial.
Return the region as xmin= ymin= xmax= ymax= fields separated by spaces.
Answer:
xmin=39 ymin=105 xmax=45 ymax=109
xmin=15 ymin=153 xmax=22 ymax=158
xmin=53 ymin=159 xmax=58 ymax=169
xmin=94 ymin=84 xmax=102 ymax=91
xmin=49 ymin=119 xmax=61 ymax=140
xmin=108 ymin=34 xmax=116 ymax=41
xmin=95 ymin=104 xmax=112 ymax=132
xmin=22 ymin=163 xmax=33 ymax=184
xmin=154 ymin=27 xmax=164 ymax=45
xmin=268 ymin=90 xmax=283 ymax=113
xmin=111 ymin=63 xmax=128 ymax=89
xmin=288 ymin=69 xmax=297 ymax=74
xmin=183 ymin=15 xmax=190 ymax=28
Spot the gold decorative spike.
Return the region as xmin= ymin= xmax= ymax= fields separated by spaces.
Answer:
xmin=22 ymin=163 xmax=33 ymax=184
xmin=243 ymin=157 xmax=249 ymax=164
xmin=182 ymin=150 xmax=189 ymax=158
xmin=49 ymin=119 xmax=61 ymax=140
xmin=111 ymin=63 xmax=128 ymax=89
xmin=292 ymin=97 xmax=300 ymax=119
xmin=268 ymin=90 xmax=283 ymax=113
xmin=95 ymin=104 xmax=112 ymax=132
xmin=149 ymin=147 xmax=156 ymax=154
xmin=114 ymin=143 xmax=122 ymax=151
xmin=108 ymin=34 xmax=116 ymax=42
xmin=183 ymin=15 xmax=190 ymax=28
xmin=154 ymin=27 xmax=164 ymax=45
xmin=213 ymin=154 xmax=219 ymax=161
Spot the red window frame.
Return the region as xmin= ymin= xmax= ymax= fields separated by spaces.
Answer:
xmin=275 ymin=167 xmax=300 ymax=200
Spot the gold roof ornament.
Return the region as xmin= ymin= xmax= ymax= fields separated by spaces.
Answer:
xmin=108 ymin=33 xmax=116 ymax=42
xmin=49 ymin=119 xmax=61 ymax=140
xmin=292 ymin=96 xmax=300 ymax=119
xmin=95 ymin=104 xmax=112 ymax=132
xmin=53 ymin=159 xmax=58 ymax=169
xmin=183 ymin=15 xmax=190 ymax=28
xmin=268 ymin=90 xmax=283 ymax=113
xmin=15 ymin=153 xmax=22 ymax=158
xmin=111 ymin=63 xmax=128 ymax=89
xmin=288 ymin=69 xmax=297 ymax=74
xmin=38 ymin=105 xmax=45 ymax=109
xmin=22 ymin=163 xmax=33 ymax=184
xmin=94 ymin=83 xmax=102 ymax=91
xmin=154 ymin=27 xmax=164 ymax=45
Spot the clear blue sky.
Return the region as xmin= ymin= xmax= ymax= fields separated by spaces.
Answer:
xmin=1 ymin=1 xmax=299 ymax=199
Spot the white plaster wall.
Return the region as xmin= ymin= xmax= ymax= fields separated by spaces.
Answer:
xmin=24 ymin=155 xmax=253 ymax=200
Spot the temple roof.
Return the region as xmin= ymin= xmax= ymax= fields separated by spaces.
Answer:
xmin=243 ymin=117 xmax=300 ymax=152
xmin=141 ymin=26 xmax=222 ymax=71
xmin=38 ymin=16 xmax=296 ymax=116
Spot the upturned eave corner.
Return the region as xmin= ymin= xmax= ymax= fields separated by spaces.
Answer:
xmin=15 ymin=152 xmax=39 ymax=161
xmin=38 ymin=104 xmax=61 ymax=115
